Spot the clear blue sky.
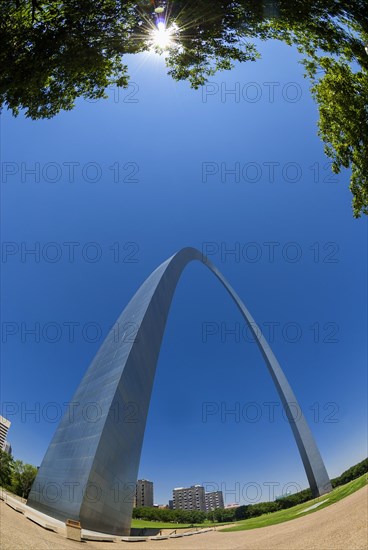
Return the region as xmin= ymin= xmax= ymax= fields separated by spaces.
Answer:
xmin=1 ymin=39 xmax=367 ymax=506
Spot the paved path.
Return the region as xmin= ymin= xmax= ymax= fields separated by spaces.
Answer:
xmin=1 ymin=486 xmax=367 ymax=549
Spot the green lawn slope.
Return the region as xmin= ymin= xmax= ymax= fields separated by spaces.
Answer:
xmin=221 ymin=474 xmax=367 ymax=532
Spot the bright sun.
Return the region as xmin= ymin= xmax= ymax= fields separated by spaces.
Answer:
xmin=150 ymin=21 xmax=178 ymax=50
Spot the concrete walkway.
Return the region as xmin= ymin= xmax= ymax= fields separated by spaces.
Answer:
xmin=1 ymin=486 xmax=367 ymax=549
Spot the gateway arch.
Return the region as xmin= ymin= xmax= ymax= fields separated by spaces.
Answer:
xmin=27 ymin=247 xmax=332 ymax=535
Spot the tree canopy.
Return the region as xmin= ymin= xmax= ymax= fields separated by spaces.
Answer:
xmin=0 ymin=449 xmax=14 ymax=487
xmin=0 ymin=449 xmax=38 ymax=498
xmin=11 ymin=460 xmax=38 ymax=498
xmin=1 ymin=1 xmax=367 ymax=215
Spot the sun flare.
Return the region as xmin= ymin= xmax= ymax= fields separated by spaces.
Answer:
xmin=150 ymin=21 xmax=178 ymax=50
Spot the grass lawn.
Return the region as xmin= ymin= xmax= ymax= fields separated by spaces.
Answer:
xmin=220 ymin=474 xmax=368 ymax=532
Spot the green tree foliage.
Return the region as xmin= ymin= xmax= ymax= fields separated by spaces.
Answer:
xmin=132 ymin=505 xmax=206 ymax=524
xmin=331 ymin=457 xmax=368 ymax=488
xmin=0 ymin=1 xmax=143 ymax=119
xmin=1 ymin=1 xmax=367 ymax=214
xmin=234 ymin=505 xmax=249 ymax=520
xmin=303 ymin=58 xmax=368 ymax=217
xmin=11 ymin=460 xmax=38 ymax=498
xmin=0 ymin=449 xmax=14 ymax=488
xmin=275 ymin=487 xmax=312 ymax=509
xmin=210 ymin=507 xmax=236 ymax=522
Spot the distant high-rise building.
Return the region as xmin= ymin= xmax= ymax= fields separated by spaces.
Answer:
xmin=0 ymin=415 xmax=11 ymax=451
xmin=205 ymin=491 xmax=224 ymax=511
xmin=173 ymin=485 xmax=206 ymax=512
xmin=135 ymin=479 xmax=154 ymax=507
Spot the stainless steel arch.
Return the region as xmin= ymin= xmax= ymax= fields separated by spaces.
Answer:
xmin=27 ymin=247 xmax=332 ymax=535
